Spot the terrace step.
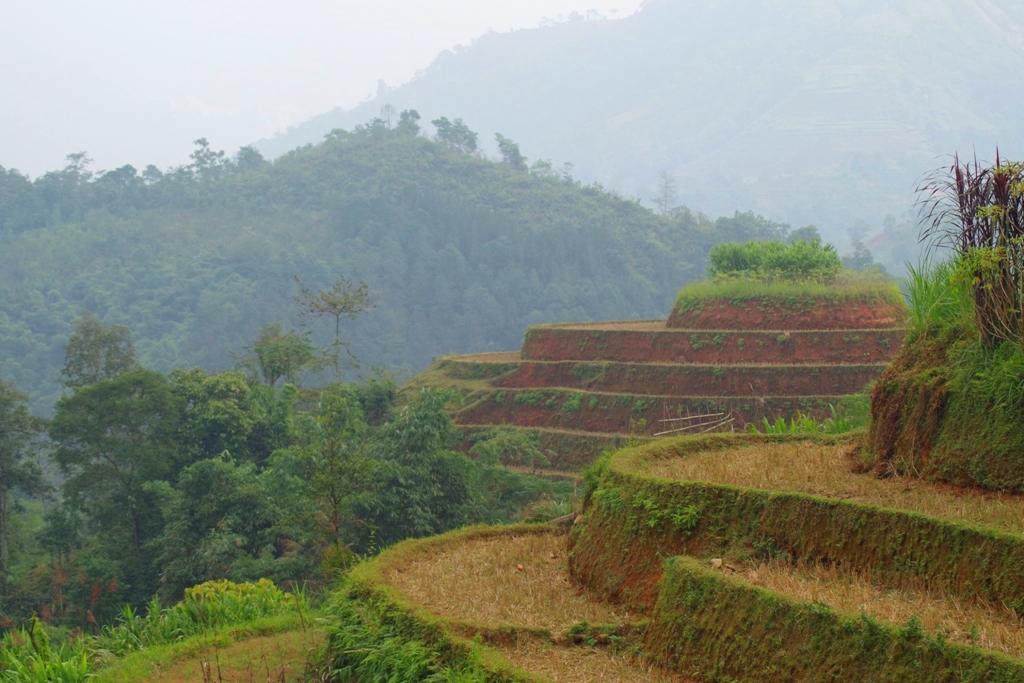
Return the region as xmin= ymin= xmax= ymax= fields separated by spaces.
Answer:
xmin=572 ymin=434 xmax=1024 ymax=614
xmin=356 ymin=526 xmax=691 ymax=682
xmin=645 ymin=555 xmax=1024 ymax=681
xmin=570 ymin=434 xmax=1024 ymax=680
xmin=455 ymin=387 xmax=847 ymax=435
xmin=480 ymin=359 xmax=884 ymax=396
xmin=666 ymin=298 xmax=907 ymax=329
xmin=522 ymin=323 xmax=904 ymax=364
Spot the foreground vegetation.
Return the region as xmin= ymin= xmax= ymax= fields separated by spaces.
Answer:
xmin=0 ymin=578 xmax=310 ymax=682
xmin=868 ymin=155 xmax=1024 ymax=491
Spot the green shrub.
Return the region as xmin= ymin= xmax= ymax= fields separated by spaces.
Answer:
xmin=469 ymin=427 xmax=550 ymax=472
xmin=708 ymin=240 xmax=841 ymax=280
xmin=97 ymin=578 xmax=303 ymax=657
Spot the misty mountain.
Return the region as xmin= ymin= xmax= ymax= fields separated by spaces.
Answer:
xmin=258 ymin=0 xmax=1024 ymax=244
xmin=0 ymin=124 xmax=784 ymax=412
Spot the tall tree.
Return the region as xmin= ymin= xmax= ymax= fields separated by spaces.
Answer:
xmin=242 ymin=322 xmax=320 ymax=387
xmin=302 ymin=385 xmax=373 ymax=554
xmin=431 ymin=116 xmax=478 ymax=153
xmin=397 ymin=109 xmax=421 ymax=135
xmin=189 ymin=138 xmax=227 ymax=180
xmin=49 ymin=369 xmax=181 ymax=603
xmin=294 ymin=276 xmax=372 ymax=378
xmin=495 ymin=133 xmax=527 ymax=171
xmin=61 ymin=313 xmax=137 ymax=389
xmin=0 ymin=381 xmax=45 ymax=589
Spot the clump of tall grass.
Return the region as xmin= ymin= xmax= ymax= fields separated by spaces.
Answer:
xmin=904 ymin=259 xmax=973 ymax=338
xmin=919 ymin=153 xmax=1024 ymax=347
xmin=949 ymin=341 xmax=1024 ymax=414
xmin=0 ymin=620 xmax=90 ymax=683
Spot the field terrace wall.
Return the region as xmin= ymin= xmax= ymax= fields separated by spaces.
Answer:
xmin=565 ymin=433 xmax=1024 ymax=681
xmin=521 ymin=323 xmax=902 ymax=364
xmin=666 ymin=299 xmax=907 ymax=330
xmin=491 ymin=360 xmax=884 ymax=396
xmin=456 ymin=388 xmax=841 ymax=435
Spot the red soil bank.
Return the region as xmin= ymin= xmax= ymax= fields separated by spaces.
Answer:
xmin=456 ymin=390 xmax=839 ymax=435
xmin=493 ymin=361 xmax=884 ymax=397
xmin=522 ymin=326 xmax=904 ymax=364
xmin=667 ymin=301 xmax=907 ymax=330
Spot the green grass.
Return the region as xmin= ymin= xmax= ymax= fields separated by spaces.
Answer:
xmin=673 ymin=271 xmax=903 ymax=312
xmin=748 ymin=394 xmax=870 ymax=435
xmin=904 ymin=259 xmax=974 ymax=338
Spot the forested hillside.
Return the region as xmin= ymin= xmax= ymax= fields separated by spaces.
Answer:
xmin=0 ymin=115 xmax=787 ymax=412
xmin=258 ymin=0 xmax=1024 ymax=244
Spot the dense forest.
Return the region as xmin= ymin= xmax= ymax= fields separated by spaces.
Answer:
xmin=0 ymin=112 xmax=794 ymax=413
xmin=0 ymin=311 xmax=576 ymax=631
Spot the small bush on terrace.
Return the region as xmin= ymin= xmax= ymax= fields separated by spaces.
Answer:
xmin=709 ymin=240 xmax=841 ymax=280
xmin=749 ymin=396 xmax=869 ymax=436
xmin=97 ymin=578 xmax=302 ymax=657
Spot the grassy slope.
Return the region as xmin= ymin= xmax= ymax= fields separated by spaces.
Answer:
xmin=868 ymin=328 xmax=1024 ymax=492
xmin=673 ymin=271 xmax=904 ymax=312
xmin=94 ymin=613 xmax=323 ymax=683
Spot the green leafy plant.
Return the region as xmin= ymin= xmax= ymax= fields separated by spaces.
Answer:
xmin=708 ymin=240 xmax=841 ymax=280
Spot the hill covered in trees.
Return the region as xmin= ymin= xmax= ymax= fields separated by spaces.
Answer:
xmin=258 ymin=0 xmax=1024 ymax=245
xmin=0 ymin=114 xmax=788 ymax=411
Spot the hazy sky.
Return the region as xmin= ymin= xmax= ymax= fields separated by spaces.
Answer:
xmin=1 ymin=0 xmax=643 ymax=177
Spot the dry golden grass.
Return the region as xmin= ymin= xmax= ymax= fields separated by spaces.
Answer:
xmin=732 ymin=560 xmax=1024 ymax=657
xmin=642 ymin=441 xmax=1024 ymax=534
xmin=497 ymin=636 xmax=692 ymax=682
xmin=381 ymin=531 xmax=640 ymax=633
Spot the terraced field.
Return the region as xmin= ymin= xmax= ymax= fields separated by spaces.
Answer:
xmin=414 ymin=303 xmax=904 ymax=474
xmin=569 ymin=433 xmax=1024 ymax=680
xmin=327 ymin=526 xmax=692 ymax=682
xmin=328 ymin=433 xmax=1024 ymax=680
